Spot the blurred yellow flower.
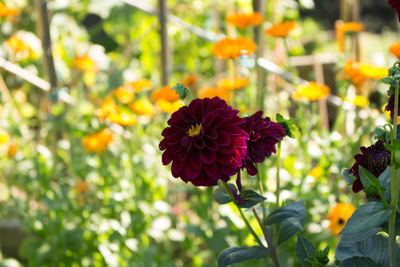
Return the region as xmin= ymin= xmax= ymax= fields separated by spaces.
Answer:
xmin=382 ymin=104 xmax=400 ymax=123
xmin=212 ymin=37 xmax=257 ymax=59
xmin=265 ymin=21 xmax=297 ymax=37
xmin=74 ymin=178 xmax=89 ymax=194
xmin=7 ymin=142 xmax=17 ymax=158
xmin=217 ymin=77 xmax=249 ymax=90
xmin=308 ymin=166 xmax=323 ymax=180
xmin=151 ymin=85 xmax=180 ymax=103
xmin=344 ymin=95 xmax=369 ymax=107
xmin=359 ymin=64 xmax=388 ymax=80
xmin=344 ymin=60 xmax=387 ymax=88
xmin=95 ymin=97 xmax=118 ymax=119
xmin=225 ymin=12 xmax=262 ymax=29
xmin=293 ymin=82 xmax=330 ymax=101
xmin=126 ymin=78 xmax=153 ymax=93
xmin=199 ymin=87 xmax=231 ymax=101
xmin=327 ymin=203 xmax=355 ymax=236
xmin=130 ymin=98 xmax=156 ymax=117
xmin=73 ymin=55 xmax=98 ymax=73
xmin=389 ymin=42 xmax=400 ymax=59
xmin=181 ymin=74 xmax=198 ymax=88
xmin=13 ymin=90 xmax=27 ymax=104
xmin=114 ymin=86 xmax=135 ymax=104
xmin=82 ymin=129 xmax=113 ymax=153
xmin=5 ymin=35 xmax=36 ymax=60
xmin=0 ymin=132 xmax=10 ymax=146
xmin=0 ymin=3 xmax=19 ymax=17
xmin=156 ymin=99 xmax=184 ymax=113
xmin=108 ymin=110 xmax=137 ymax=126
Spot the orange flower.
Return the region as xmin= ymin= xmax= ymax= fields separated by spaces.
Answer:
xmin=344 ymin=95 xmax=369 ymax=107
xmin=293 ymin=82 xmax=330 ymax=101
xmin=74 ymin=178 xmax=89 ymax=194
xmin=225 ymin=12 xmax=262 ymax=29
xmin=335 ymin=21 xmax=363 ymax=52
xmin=199 ymin=87 xmax=231 ymax=101
xmin=156 ymin=99 xmax=184 ymax=113
xmin=73 ymin=55 xmax=98 ymax=73
xmin=129 ymin=98 xmax=156 ymax=117
xmin=217 ymin=77 xmax=249 ymax=90
xmin=181 ymin=74 xmax=198 ymax=88
xmin=126 ymin=78 xmax=153 ymax=93
xmin=0 ymin=3 xmax=19 ymax=17
xmin=344 ymin=60 xmax=387 ymax=88
xmin=114 ymin=86 xmax=135 ymax=104
xmin=151 ymin=85 xmax=180 ymax=103
xmin=5 ymin=35 xmax=36 ymax=59
xmin=308 ymin=166 xmax=323 ymax=180
xmin=212 ymin=37 xmax=257 ymax=59
xmin=95 ymin=97 xmax=119 ymax=119
xmin=327 ymin=203 xmax=355 ymax=235
xmin=389 ymin=42 xmax=400 ymax=59
xmin=7 ymin=142 xmax=17 ymax=158
xmin=82 ymin=129 xmax=113 ymax=153
xmin=265 ymin=21 xmax=297 ymax=37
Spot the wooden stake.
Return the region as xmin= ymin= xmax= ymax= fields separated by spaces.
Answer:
xmin=159 ymin=0 xmax=169 ymax=86
xmin=313 ymin=56 xmax=329 ymax=131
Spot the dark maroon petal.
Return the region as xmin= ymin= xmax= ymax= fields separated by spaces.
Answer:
xmin=162 ymin=148 xmax=174 ymax=165
xmin=200 ymin=149 xmax=216 ymax=164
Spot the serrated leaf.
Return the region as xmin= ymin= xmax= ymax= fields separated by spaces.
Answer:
xmin=237 ymin=189 xmax=266 ymax=209
xmin=339 ymin=202 xmax=390 ymax=235
xmin=217 ymin=246 xmax=269 ymax=267
xmin=276 ymin=217 xmax=304 ymax=246
xmin=264 ymin=207 xmax=302 ymax=225
xmin=295 ymin=234 xmax=317 ymax=267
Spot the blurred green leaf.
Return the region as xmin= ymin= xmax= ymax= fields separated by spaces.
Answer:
xmin=295 ymin=234 xmax=317 ymax=267
xmin=237 ymin=190 xmax=266 ymax=209
xmin=217 ymin=246 xmax=269 ymax=267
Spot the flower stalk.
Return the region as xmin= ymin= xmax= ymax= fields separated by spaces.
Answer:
xmin=276 ymin=142 xmax=282 ymax=207
xmin=256 ymin=163 xmax=267 ymax=219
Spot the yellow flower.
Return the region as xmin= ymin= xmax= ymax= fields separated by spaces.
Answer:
xmin=308 ymin=166 xmax=323 ymax=180
xmin=151 ymin=85 xmax=180 ymax=103
xmin=73 ymin=55 xmax=98 ymax=73
xmin=0 ymin=132 xmax=10 ymax=146
xmin=344 ymin=95 xmax=369 ymax=107
xmin=293 ymin=82 xmax=330 ymax=101
xmin=382 ymin=104 xmax=400 ymax=124
xmin=129 ymin=98 xmax=156 ymax=117
xmin=359 ymin=64 xmax=388 ymax=80
xmin=217 ymin=77 xmax=249 ymax=90
xmin=5 ymin=35 xmax=36 ymax=60
xmin=327 ymin=203 xmax=355 ymax=236
xmin=114 ymin=86 xmax=135 ymax=104
xmin=181 ymin=74 xmax=198 ymax=88
xmin=0 ymin=3 xmax=19 ymax=17
xmin=7 ymin=142 xmax=17 ymax=158
xmin=156 ymin=99 xmax=184 ymax=113
xmin=74 ymin=178 xmax=89 ymax=194
xmin=212 ymin=37 xmax=257 ymax=59
xmin=344 ymin=60 xmax=387 ymax=88
xmin=199 ymin=87 xmax=231 ymax=101
xmin=108 ymin=110 xmax=137 ymax=126
xmin=95 ymin=97 xmax=119 ymax=119
xmin=126 ymin=79 xmax=153 ymax=93
xmin=13 ymin=90 xmax=27 ymax=104
xmin=225 ymin=12 xmax=262 ymax=29
xmin=82 ymin=129 xmax=113 ymax=153
xmin=265 ymin=21 xmax=297 ymax=37
xmin=390 ymin=42 xmax=400 ymax=59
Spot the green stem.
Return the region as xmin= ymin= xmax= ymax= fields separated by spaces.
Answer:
xmin=222 ymin=182 xmax=264 ymax=247
xmin=252 ymin=207 xmax=280 ymax=267
xmin=389 ymin=80 xmax=400 ymax=267
xmin=276 ymin=142 xmax=282 ymax=207
xmin=256 ymin=163 xmax=267 ymax=220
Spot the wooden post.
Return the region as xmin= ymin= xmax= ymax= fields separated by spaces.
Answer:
xmin=159 ymin=0 xmax=169 ymax=86
xmin=253 ymin=0 xmax=266 ymax=111
xmin=340 ymin=0 xmax=348 ymax=22
xmin=352 ymin=0 xmax=360 ymax=61
xmin=213 ymin=1 xmax=223 ymax=75
xmin=313 ymin=56 xmax=329 ymax=131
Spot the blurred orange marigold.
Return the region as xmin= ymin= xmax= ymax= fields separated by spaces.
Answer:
xmin=389 ymin=42 xmax=400 ymax=59
xmin=0 ymin=3 xmax=19 ymax=17
xmin=130 ymin=98 xmax=156 ymax=117
xmin=108 ymin=110 xmax=137 ymax=126
xmin=114 ymin=86 xmax=135 ymax=104
xmin=293 ymin=82 xmax=330 ymax=101
xmin=73 ymin=55 xmax=98 ymax=73
xmin=199 ymin=87 xmax=231 ymax=101
xmin=265 ymin=21 xmax=297 ymax=37
xmin=344 ymin=95 xmax=369 ymax=107
xmin=82 ymin=129 xmax=113 ymax=153
xmin=156 ymin=99 xmax=184 ymax=113
xmin=217 ymin=77 xmax=249 ymax=90
xmin=212 ymin=37 xmax=257 ymax=59
xmin=151 ymin=85 xmax=180 ymax=103
xmin=225 ymin=12 xmax=262 ymax=29
xmin=181 ymin=74 xmax=198 ymax=88
xmin=327 ymin=203 xmax=355 ymax=235
xmin=335 ymin=21 xmax=363 ymax=52
xmin=127 ymin=78 xmax=153 ymax=93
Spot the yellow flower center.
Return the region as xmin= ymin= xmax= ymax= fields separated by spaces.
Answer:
xmin=187 ymin=123 xmax=202 ymax=137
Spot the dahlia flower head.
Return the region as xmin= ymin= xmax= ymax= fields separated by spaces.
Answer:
xmin=385 ymin=89 xmax=400 ymax=120
xmin=349 ymin=140 xmax=391 ymax=193
xmin=159 ymin=97 xmax=249 ymax=187
xmin=241 ymin=111 xmax=286 ymax=175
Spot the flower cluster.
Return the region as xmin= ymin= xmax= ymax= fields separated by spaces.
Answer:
xmin=344 ymin=60 xmax=388 ymax=89
xmin=293 ymin=82 xmax=330 ymax=101
xmin=159 ymin=97 xmax=285 ymax=187
xmin=82 ymin=128 xmax=113 ymax=154
xmin=212 ymin=37 xmax=257 ymax=59
xmin=225 ymin=12 xmax=262 ymax=29
xmin=265 ymin=21 xmax=297 ymax=37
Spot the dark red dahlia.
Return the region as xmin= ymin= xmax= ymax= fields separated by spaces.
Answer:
xmin=159 ymin=97 xmax=248 ymax=187
xmin=385 ymin=91 xmax=400 ymax=120
xmin=389 ymin=0 xmax=400 ymax=22
xmin=241 ymin=111 xmax=285 ymax=175
xmin=349 ymin=140 xmax=391 ymax=193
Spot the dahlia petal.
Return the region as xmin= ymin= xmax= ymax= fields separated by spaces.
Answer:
xmin=159 ymin=138 xmax=168 ymax=151
xmin=218 ymin=131 xmax=231 ymax=146
xmin=200 ymin=149 xmax=216 ymax=164
xmin=171 ymin=159 xmax=184 ymax=178
xmin=184 ymin=164 xmax=201 ymax=180
xmin=205 ymin=138 xmax=219 ymax=151
xmin=162 ymin=148 xmax=174 ymax=165
xmin=352 ymin=178 xmax=363 ymax=193
xmin=193 ymin=138 xmax=206 ymax=149
xmin=204 ymin=163 xmax=217 ymax=176
xmin=181 ymin=136 xmax=193 ymax=148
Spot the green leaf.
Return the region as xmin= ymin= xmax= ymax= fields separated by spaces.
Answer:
xmin=339 ymin=227 xmax=382 ymax=245
xmin=214 ymin=184 xmax=237 ymax=205
xmin=378 ymin=166 xmax=392 ymax=202
xmin=237 ymin=190 xmax=266 ymax=209
xmin=339 ymin=257 xmax=381 ymax=267
xmin=295 ymin=234 xmax=317 ymax=267
xmin=264 ymin=207 xmax=302 ymax=225
xmin=339 ymin=202 xmax=390 ymax=235
xmin=343 ymin=169 xmax=356 ymax=184
xmin=276 ymin=113 xmax=297 ymax=138
xmin=217 ymin=246 xmax=269 ymax=267
xmin=358 ymin=166 xmax=383 ymax=195
xmin=380 ymin=77 xmax=394 ymax=85
xmin=276 ymin=217 xmax=304 ymax=246
xmin=172 ymin=83 xmax=192 ymax=100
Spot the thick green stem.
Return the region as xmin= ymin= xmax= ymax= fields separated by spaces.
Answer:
xmin=252 ymin=207 xmax=280 ymax=267
xmin=276 ymin=142 xmax=281 ymax=207
xmin=389 ymin=80 xmax=400 ymax=267
xmin=222 ymin=182 xmax=264 ymax=247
